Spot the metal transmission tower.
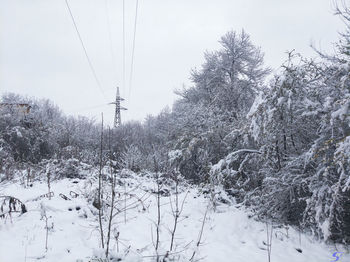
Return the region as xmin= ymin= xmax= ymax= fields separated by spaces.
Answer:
xmin=111 ymin=87 xmax=127 ymax=127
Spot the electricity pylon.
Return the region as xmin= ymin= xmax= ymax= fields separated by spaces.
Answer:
xmin=111 ymin=87 xmax=127 ymax=127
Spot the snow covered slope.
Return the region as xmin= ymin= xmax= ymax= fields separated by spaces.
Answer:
xmin=0 ymin=173 xmax=348 ymax=262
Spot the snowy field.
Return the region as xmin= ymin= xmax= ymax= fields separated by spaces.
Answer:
xmin=0 ymin=172 xmax=349 ymax=262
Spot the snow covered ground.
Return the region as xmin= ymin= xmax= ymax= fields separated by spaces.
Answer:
xmin=0 ymin=172 xmax=349 ymax=262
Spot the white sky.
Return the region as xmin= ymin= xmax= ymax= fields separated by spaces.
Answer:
xmin=0 ymin=0 xmax=345 ymax=125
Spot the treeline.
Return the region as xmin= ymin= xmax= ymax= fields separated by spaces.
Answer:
xmin=1 ymin=4 xmax=350 ymax=244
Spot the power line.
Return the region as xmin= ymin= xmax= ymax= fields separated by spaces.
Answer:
xmin=64 ymin=0 xmax=107 ymax=101
xmin=128 ymin=0 xmax=139 ymax=101
xmin=104 ymin=0 xmax=117 ymax=84
xmin=122 ymin=0 xmax=126 ymax=96
xmin=70 ymin=103 xmax=110 ymax=113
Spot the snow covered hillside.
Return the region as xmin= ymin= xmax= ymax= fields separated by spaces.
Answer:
xmin=0 ymin=171 xmax=348 ymax=262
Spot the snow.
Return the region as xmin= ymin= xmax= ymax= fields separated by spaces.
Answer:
xmin=335 ymin=136 xmax=350 ymax=192
xmin=211 ymin=149 xmax=261 ymax=178
xmin=247 ymin=91 xmax=264 ymax=118
xmin=277 ymin=97 xmax=286 ymax=106
xmin=14 ymin=127 xmax=23 ymax=138
xmin=168 ymin=150 xmax=182 ymax=163
xmin=321 ymin=219 xmax=331 ymax=240
xmin=331 ymin=99 xmax=350 ymax=121
xmin=0 ymin=172 xmax=349 ymax=262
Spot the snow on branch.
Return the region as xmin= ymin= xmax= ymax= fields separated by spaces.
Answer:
xmin=211 ymin=149 xmax=262 ymax=174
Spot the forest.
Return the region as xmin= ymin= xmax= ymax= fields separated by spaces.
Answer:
xmin=1 ymin=2 xmax=350 ymax=262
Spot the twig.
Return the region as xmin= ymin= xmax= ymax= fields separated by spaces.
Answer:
xmin=98 ymin=113 xmax=104 ymax=249
xmin=190 ymin=203 xmax=209 ymax=261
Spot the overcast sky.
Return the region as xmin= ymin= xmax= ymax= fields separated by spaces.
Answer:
xmin=0 ymin=0 xmax=345 ymax=125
